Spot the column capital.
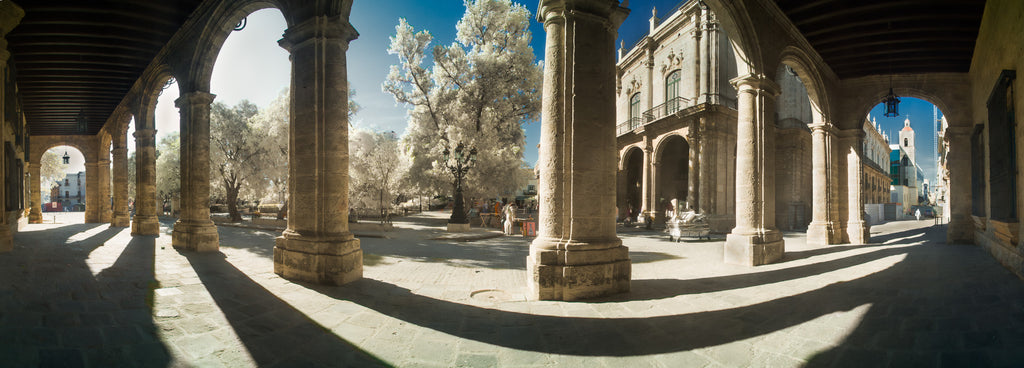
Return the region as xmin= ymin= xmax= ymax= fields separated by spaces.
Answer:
xmin=730 ymin=74 xmax=780 ymax=97
xmin=279 ymin=15 xmax=358 ymax=53
xmin=175 ymin=91 xmax=216 ymax=109
xmin=133 ymin=129 xmax=157 ymax=139
xmin=945 ymin=125 xmax=973 ymax=138
xmin=809 ymin=123 xmax=836 ymax=135
xmin=537 ymin=0 xmax=630 ymax=30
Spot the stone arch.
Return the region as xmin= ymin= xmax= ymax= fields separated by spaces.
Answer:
xmin=180 ymin=0 xmax=290 ymax=93
xmin=778 ymin=46 xmax=831 ymax=125
xmin=653 ymin=134 xmax=691 ymax=208
xmin=618 ymin=144 xmax=645 ymax=171
xmin=700 ymin=0 xmax=762 ymax=78
xmin=29 ymin=136 xmax=97 ymax=166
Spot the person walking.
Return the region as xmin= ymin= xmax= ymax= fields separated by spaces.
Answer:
xmin=915 ymin=208 xmax=921 ymax=221
xmin=503 ymin=202 xmax=517 ymax=235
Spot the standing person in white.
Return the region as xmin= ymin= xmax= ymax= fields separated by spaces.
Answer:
xmin=503 ymin=203 xmax=517 ymax=235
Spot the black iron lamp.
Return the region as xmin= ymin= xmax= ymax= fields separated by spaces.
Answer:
xmin=883 ymin=87 xmax=900 ymax=117
xmin=62 ymin=151 xmax=70 ymax=165
xmin=76 ymin=109 xmax=87 ymax=133
xmin=443 ymin=142 xmax=478 ymax=225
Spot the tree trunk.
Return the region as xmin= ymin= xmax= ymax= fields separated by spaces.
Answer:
xmin=225 ymin=180 xmax=241 ymax=222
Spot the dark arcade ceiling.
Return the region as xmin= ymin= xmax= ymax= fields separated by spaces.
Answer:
xmin=4 ymin=0 xmax=989 ymax=136
xmin=772 ymin=0 xmax=987 ymax=79
xmin=6 ymin=0 xmax=203 ymax=136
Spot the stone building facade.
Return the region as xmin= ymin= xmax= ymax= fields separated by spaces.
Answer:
xmin=890 ymin=117 xmax=925 ymax=212
xmin=862 ymin=118 xmax=891 ymax=205
xmin=53 ymin=171 xmax=86 ymax=209
xmin=615 ymin=2 xmax=739 ymax=233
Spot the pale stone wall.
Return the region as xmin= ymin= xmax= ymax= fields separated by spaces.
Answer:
xmin=966 ymin=0 xmax=1024 ymax=277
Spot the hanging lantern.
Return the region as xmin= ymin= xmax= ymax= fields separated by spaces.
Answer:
xmin=76 ymin=109 xmax=87 ymax=133
xmin=62 ymin=151 xmax=70 ymax=165
xmin=883 ymin=87 xmax=900 ymax=117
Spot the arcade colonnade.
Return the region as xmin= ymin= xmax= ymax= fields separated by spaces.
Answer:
xmin=0 ymin=0 xmax=1014 ymax=301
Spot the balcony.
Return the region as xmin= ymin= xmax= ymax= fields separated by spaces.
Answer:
xmin=617 ymin=96 xmax=691 ymax=136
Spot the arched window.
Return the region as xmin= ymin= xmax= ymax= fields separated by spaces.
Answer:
xmin=904 ymin=138 xmax=908 ymax=147
xmin=629 ymin=93 xmax=641 ymax=126
xmin=65 ymin=191 xmax=69 ymax=198
xmin=902 ymin=156 xmax=909 ymax=166
xmin=665 ymin=70 xmax=680 ymax=114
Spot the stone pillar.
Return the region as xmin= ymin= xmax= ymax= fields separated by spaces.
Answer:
xmin=687 ymin=130 xmax=701 ymax=211
xmin=640 ymin=142 xmax=651 ymax=218
xmin=840 ymin=129 xmax=869 ymax=244
xmin=528 ymin=0 xmax=630 ymax=301
xmin=132 ymin=127 xmax=159 ymax=235
xmin=698 ymin=125 xmax=713 ymax=214
xmin=724 ymin=74 xmax=784 ymax=266
xmin=946 ymin=126 xmax=974 ymax=242
xmin=0 ymin=1 xmax=21 ymax=251
xmin=28 ymin=163 xmax=40 ymax=223
xmin=651 ymin=160 xmax=663 ymax=224
xmin=110 ymin=141 xmax=129 ymax=227
xmin=691 ymin=23 xmax=701 ymax=102
xmin=807 ymin=123 xmax=838 ymax=244
xmin=172 ymin=91 xmax=219 ymax=252
xmin=697 ymin=10 xmax=709 ymax=103
xmin=273 ymin=14 xmax=362 ymax=285
xmin=97 ymin=158 xmax=111 ymax=223
xmin=84 ymin=162 xmax=100 ymax=222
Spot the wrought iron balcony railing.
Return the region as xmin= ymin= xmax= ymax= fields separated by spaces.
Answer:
xmin=616 ymin=96 xmax=691 ymax=135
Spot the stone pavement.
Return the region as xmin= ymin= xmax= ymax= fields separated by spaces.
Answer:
xmin=2 ymin=212 xmax=1024 ymax=367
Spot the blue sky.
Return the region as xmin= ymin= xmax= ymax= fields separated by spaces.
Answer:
xmin=868 ymin=97 xmax=943 ymax=185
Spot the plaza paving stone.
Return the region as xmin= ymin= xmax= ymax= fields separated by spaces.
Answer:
xmin=1 ymin=212 xmax=1024 ymax=367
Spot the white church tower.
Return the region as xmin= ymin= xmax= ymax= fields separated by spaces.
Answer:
xmin=899 ymin=116 xmax=916 ymax=165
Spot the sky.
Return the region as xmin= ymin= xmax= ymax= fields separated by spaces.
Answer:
xmin=45 ymin=0 xmax=940 ymax=187
xmin=868 ymin=97 xmax=943 ymax=185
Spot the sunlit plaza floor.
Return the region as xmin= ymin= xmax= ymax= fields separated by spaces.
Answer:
xmin=2 ymin=211 xmax=1024 ymax=367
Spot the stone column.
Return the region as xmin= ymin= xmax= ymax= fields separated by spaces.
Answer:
xmin=840 ymin=129 xmax=869 ymax=244
xmin=698 ymin=125 xmax=713 ymax=213
xmin=697 ymin=10 xmax=709 ymax=104
xmin=0 ymin=1 xmax=21 ymax=251
xmin=691 ymin=24 xmax=701 ymax=102
xmin=807 ymin=123 xmax=838 ymax=244
xmin=28 ymin=163 xmax=40 ymax=223
xmin=724 ymin=74 xmax=784 ymax=266
xmin=84 ymin=162 xmax=100 ymax=222
xmin=946 ymin=126 xmax=974 ymax=242
xmin=97 ymin=158 xmax=111 ymax=222
xmin=687 ymin=130 xmax=701 ymax=211
xmin=110 ymin=143 xmax=129 ymax=227
xmin=640 ymin=143 xmax=651 ymax=218
xmin=651 ymin=160 xmax=663 ymax=224
xmin=528 ymin=0 xmax=630 ymax=301
xmin=172 ymin=91 xmax=219 ymax=252
xmin=273 ymin=14 xmax=362 ymax=285
xmin=132 ymin=127 xmax=159 ymax=235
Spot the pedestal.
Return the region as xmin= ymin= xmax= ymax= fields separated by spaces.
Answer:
xmin=527 ymin=239 xmax=630 ymax=301
xmin=172 ymin=220 xmax=219 ymax=252
xmin=274 ymin=232 xmax=362 ymax=285
xmin=724 ymin=230 xmax=784 ymax=266
xmin=131 ymin=215 xmax=159 ymax=236
xmin=807 ymin=221 xmax=837 ymax=245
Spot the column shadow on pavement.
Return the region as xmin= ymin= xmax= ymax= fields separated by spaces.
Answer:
xmin=297 ymin=224 xmax=1024 ymax=365
xmin=1 ymin=226 xmax=171 ymax=367
xmin=182 ymin=250 xmax=389 ymax=367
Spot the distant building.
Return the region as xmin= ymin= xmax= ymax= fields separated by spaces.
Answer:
xmin=890 ymin=118 xmax=925 ymax=212
xmin=863 ymin=117 xmax=891 ymax=205
xmin=52 ymin=171 xmax=85 ymax=211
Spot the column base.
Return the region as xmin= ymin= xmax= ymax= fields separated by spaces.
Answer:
xmin=948 ymin=214 xmax=975 ymax=244
xmin=0 ymin=225 xmax=11 ymax=252
xmin=131 ymin=215 xmax=160 ymax=236
xmin=447 ymin=222 xmax=470 ymax=232
xmin=110 ymin=213 xmax=130 ymax=227
xmin=274 ymin=231 xmax=362 ymax=286
xmin=526 ymin=237 xmax=631 ymax=301
xmin=29 ymin=209 xmax=41 ymax=224
xmin=172 ymin=219 xmax=220 ymax=252
xmin=845 ymin=221 xmax=869 ymax=244
xmin=807 ymin=221 xmax=840 ymax=245
xmin=724 ymin=229 xmax=785 ymax=266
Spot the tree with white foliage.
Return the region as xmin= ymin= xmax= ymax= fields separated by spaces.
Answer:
xmin=210 ymin=100 xmax=264 ymax=222
xmin=383 ymin=0 xmax=541 ymax=203
xmin=349 ymin=129 xmax=408 ymax=221
xmin=155 ymin=132 xmax=180 ymax=202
